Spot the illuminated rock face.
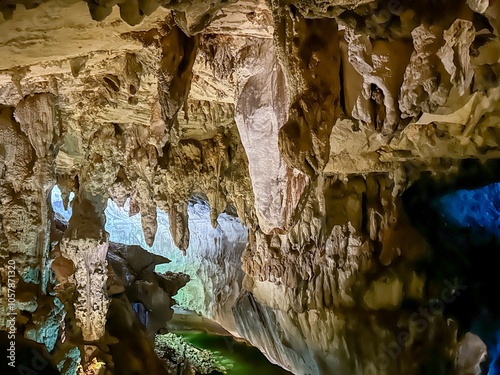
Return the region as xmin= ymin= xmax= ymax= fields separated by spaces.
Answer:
xmin=1 ymin=0 xmax=500 ymax=374
xmin=105 ymin=199 xmax=248 ymax=335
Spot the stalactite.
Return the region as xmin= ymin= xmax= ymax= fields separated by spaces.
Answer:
xmin=1 ymin=0 xmax=500 ymax=373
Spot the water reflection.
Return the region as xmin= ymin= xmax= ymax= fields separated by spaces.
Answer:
xmin=174 ymin=330 xmax=291 ymax=375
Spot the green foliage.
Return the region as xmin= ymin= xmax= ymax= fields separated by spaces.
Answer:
xmin=155 ymin=333 xmax=230 ymax=374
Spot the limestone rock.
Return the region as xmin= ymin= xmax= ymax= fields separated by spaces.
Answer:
xmin=14 ymin=93 xmax=58 ymax=158
xmin=234 ymin=37 xmax=309 ymax=234
xmin=1 ymin=0 xmax=500 ymax=374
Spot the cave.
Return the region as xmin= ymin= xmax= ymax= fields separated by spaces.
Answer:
xmin=1 ymin=0 xmax=500 ymax=374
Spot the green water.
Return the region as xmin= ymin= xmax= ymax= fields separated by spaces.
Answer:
xmin=175 ymin=331 xmax=291 ymax=375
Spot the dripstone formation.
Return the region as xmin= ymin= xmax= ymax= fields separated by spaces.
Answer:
xmin=1 ymin=0 xmax=500 ymax=374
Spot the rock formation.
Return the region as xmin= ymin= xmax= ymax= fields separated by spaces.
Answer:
xmin=1 ymin=0 xmax=500 ymax=374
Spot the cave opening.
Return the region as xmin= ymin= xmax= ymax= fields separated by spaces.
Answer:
xmin=49 ymin=186 xmax=288 ymax=374
xmin=49 ymin=186 xmax=247 ymax=320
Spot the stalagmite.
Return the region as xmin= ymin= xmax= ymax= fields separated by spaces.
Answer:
xmin=58 ymin=193 xmax=109 ymax=342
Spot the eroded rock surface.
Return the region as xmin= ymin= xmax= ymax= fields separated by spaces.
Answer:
xmin=1 ymin=0 xmax=500 ymax=374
